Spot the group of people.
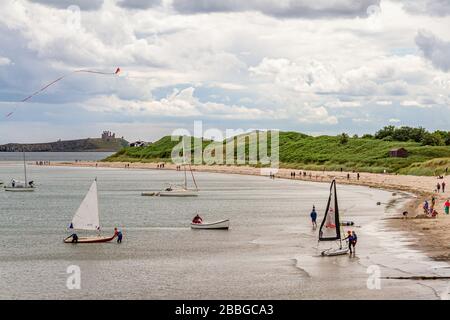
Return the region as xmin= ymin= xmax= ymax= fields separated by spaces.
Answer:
xmin=423 ymin=197 xmax=439 ymax=218
xmin=157 ymin=163 xmax=166 ymax=169
xmin=35 ymin=161 xmax=51 ymax=166
xmin=435 ymin=181 xmax=446 ymax=193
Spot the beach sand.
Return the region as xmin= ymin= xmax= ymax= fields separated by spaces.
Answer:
xmin=50 ymin=161 xmax=450 ymax=262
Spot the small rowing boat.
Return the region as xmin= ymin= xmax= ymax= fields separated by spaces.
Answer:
xmin=191 ymin=219 xmax=230 ymax=230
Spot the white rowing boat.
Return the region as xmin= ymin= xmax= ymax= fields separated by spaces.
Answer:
xmin=191 ymin=219 xmax=230 ymax=230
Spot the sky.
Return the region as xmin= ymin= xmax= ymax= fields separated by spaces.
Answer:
xmin=0 ymin=0 xmax=449 ymax=143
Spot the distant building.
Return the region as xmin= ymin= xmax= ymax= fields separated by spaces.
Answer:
xmin=101 ymin=131 xmax=116 ymax=141
xmin=130 ymin=140 xmax=149 ymax=147
xmin=389 ymin=148 xmax=408 ymax=158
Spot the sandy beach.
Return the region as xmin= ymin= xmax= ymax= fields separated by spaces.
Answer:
xmin=49 ymin=161 xmax=450 ymax=262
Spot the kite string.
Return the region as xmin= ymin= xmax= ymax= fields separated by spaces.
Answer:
xmin=5 ymin=68 xmax=120 ymax=118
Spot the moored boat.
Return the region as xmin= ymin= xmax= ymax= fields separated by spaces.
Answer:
xmin=191 ymin=219 xmax=230 ymax=230
xmin=5 ymin=152 xmax=35 ymax=192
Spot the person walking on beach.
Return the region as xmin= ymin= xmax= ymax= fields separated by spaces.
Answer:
xmin=437 ymin=182 xmax=441 ymax=193
xmin=357 ymin=173 xmax=360 ymax=181
xmin=445 ymin=199 xmax=450 ymax=215
xmin=423 ymin=200 xmax=429 ymax=215
xmin=442 ymin=181 xmax=446 ymax=193
xmin=430 ymin=196 xmax=436 ymax=216
xmin=310 ymin=206 xmax=317 ymax=229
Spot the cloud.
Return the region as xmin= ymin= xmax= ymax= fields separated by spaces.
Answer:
xmin=376 ymin=100 xmax=392 ymax=105
xmin=117 ymin=0 xmax=162 ymax=10
xmin=401 ymin=0 xmax=450 ymax=17
xmin=28 ymin=0 xmax=104 ymax=11
xmin=0 ymin=56 xmax=11 ymax=66
xmin=415 ymin=30 xmax=450 ymax=72
xmin=171 ymin=0 xmax=380 ymax=19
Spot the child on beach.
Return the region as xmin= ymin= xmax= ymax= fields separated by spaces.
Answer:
xmin=310 ymin=206 xmax=317 ymax=229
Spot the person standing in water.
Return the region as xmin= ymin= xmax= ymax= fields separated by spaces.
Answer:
xmin=310 ymin=206 xmax=317 ymax=229
xmin=114 ymin=228 xmax=123 ymax=244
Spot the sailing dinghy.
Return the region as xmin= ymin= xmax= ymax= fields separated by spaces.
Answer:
xmin=142 ymin=163 xmax=199 ymax=197
xmin=4 ymin=151 xmax=35 ymax=192
xmin=64 ymin=179 xmax=116 ymax=244
xmin=318 ymin=180 xmax=349 ymax=256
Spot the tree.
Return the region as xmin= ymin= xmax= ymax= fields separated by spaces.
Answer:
xmin=374 ymin=126 xmax=396 ymax=140
xmin=421 ymin=132 xmax=445 ymax=146
xmin=361 ymin=134 xmax=373 ymax=139
xmin=339 ymin=133 xmax=349 ymax=144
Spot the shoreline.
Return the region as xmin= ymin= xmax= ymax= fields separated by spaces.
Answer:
xmin=49 ymin=161 xmax=450 ymax=262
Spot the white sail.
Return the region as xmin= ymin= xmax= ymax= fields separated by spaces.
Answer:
xmin=70 ymin=180 xmax=100 ymax=231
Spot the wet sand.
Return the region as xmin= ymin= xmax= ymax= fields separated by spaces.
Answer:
xmin=51 ymin=161 xmax=450 ymax=263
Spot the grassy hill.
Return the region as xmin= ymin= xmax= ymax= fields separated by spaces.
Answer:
xmin=104 ymin=131 xmax=450 ymax=175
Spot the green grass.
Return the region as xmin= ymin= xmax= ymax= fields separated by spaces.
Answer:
xmin=104 ymin=132 xmax=450 ymax=176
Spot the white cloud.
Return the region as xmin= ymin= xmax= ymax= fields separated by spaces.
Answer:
xmin=376 ymin=100 xmax=393 ymax=105
xmin=0 ymin=56 xmax=11 ymax=66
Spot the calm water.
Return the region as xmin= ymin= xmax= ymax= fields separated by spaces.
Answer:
xmin=0 ymin=152 xmax=113 ymax=162
xmin=0 ymin=163 xmax=448 ymax=299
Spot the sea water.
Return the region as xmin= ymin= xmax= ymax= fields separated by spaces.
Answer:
xmin=0 ymin=161 xmax=447 ymax=299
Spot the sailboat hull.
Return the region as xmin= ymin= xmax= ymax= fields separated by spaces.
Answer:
xmin=4 ymin=187 xmax=35 ymax=192
xmin=142 ymin=190 xmax=198 ymax=197
xmin=159 ymin=191 xmax=198 ymax=197
xmin=64 ymin=234 xmax=116 ymax=243
xmin=321 ymin=247 xmax=349 ymax=256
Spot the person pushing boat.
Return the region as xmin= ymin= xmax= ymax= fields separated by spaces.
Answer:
xmin=114 ymin=228 xmax=123 ymax=243
xmin=344 ymin=230 xmax=357 ymax=256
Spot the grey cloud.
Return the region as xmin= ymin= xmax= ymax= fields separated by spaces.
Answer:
xmin=171 ymin=0 xmax=381 ymax=19
xmin=28 ymin=0 xmax=104 ymax=10
xmin=401 ymin=0 xmax=450 ymax=17
xmin=117 ymin=0 xmax=162 ymax=10
xmin=415 ymin=30 xmax=450 ymax=72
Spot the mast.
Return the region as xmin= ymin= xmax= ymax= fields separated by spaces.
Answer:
xmin=184 ymin=162 xmax=187 ymax=189
xmin=189 ymin=163 xmax=198 ymax=191
xmin=318 ymin=179 xmax=341 ymax=242
xmin=23 ymin=150 xmax=27 ymax=185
